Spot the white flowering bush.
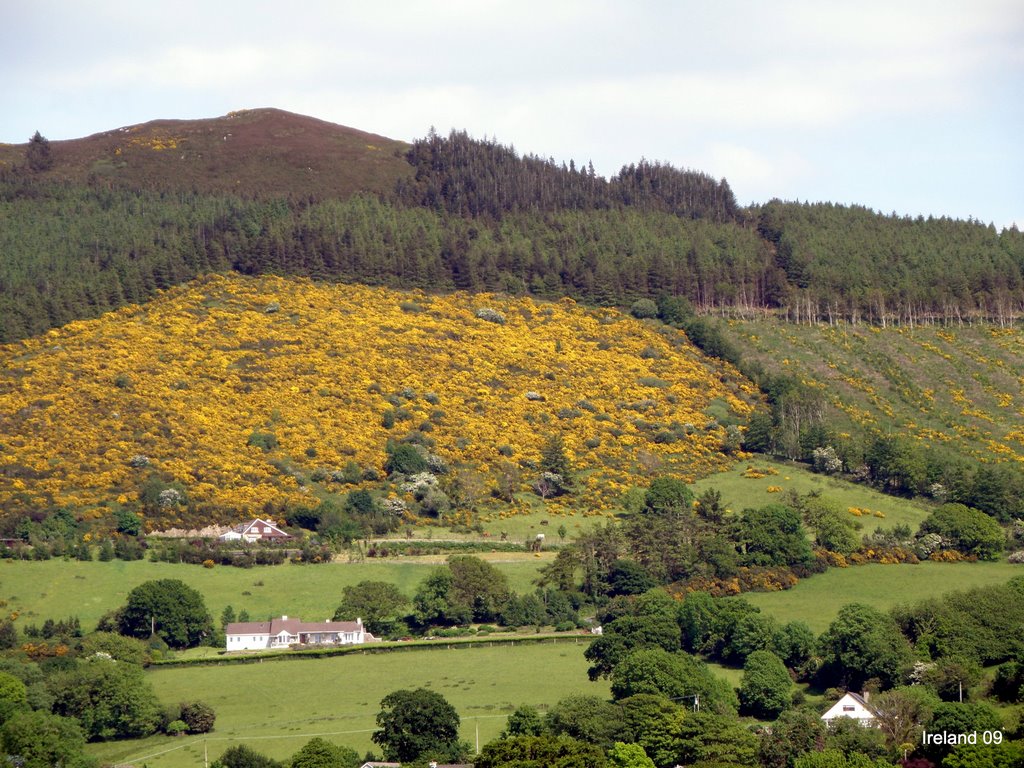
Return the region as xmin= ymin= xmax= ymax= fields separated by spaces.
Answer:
xmin=401 ymin=472 xmax=438 ymax=497
xmin=157 ymin=488 xmax=184 ymax=507
xmin=475 ymin=307 xmax=505 ymax=325
xmin=812 ymin=446 xmax=843 ymax=474
xmin=382 ymin=498 xmax=407 ymax=516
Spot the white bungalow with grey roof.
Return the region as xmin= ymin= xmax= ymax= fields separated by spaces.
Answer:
xmin=225 ymin=616 xmax=377 ymax=651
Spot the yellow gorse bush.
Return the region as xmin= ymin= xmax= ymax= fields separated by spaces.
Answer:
xmin=0 ymin=275 xmax=754 ymax=522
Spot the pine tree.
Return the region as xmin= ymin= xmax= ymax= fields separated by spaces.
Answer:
xmin=26 ymin=131 xmax=53 ymax=172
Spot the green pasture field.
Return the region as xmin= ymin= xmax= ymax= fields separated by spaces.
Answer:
xmin=744 ymin=561 xmax=1022 ymax=632
xmin=0 ymin=557 xmax=549 ymax=632
xmin=693 ymin=457 xmax=932 ymax=534
xmin=87 ymin=640 xmax=609 ymax=767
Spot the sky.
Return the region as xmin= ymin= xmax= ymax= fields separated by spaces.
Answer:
xmin=2 ymin=0 xmax=1022 ymax=229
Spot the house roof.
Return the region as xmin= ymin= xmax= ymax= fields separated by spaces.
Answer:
xmin=844 ymin=692 xmax=875 ymax=712
xmin=225 ymin=616 xmax=363 ymax=636
xmin=822 ymin=691 xmax=878 ymax=720
xmin=220 ymin=518 xmax=290 ymax=539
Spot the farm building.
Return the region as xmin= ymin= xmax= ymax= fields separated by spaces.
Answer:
xmin=225 ymin=615 xmax=377 ymax=651
xmin=821 ymin=691 xmax=878 ymax=726
xmin=218 ymin=517 xmax=291 ymax=542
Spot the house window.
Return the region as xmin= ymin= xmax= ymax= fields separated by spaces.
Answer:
xmin=842 ymin=706 xmax=855 ymax=712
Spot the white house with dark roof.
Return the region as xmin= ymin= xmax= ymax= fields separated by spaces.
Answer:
xmin=821 ymin=691 xmax=878 ymax=726
xmin=218 ymin=518 xmax=290 ymax=543
xmin=225 ymin=615 xmax=376 ymax=651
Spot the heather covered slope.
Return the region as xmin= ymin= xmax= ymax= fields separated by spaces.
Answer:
xmin=0 ymin=274 xmax=755 ymax=527
xmin=0 ymin=108 xmax=411 ymax=199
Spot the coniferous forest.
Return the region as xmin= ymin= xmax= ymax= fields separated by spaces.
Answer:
xmin=2 ymin=124 xmax=1023 ymax=344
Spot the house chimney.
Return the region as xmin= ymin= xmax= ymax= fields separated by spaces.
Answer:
xmin=862 ymin=690 xmax=870 ymax=703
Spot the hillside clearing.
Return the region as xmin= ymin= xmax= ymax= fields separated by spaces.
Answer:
xmin=693 ymin=457 xmax=932 ymax=534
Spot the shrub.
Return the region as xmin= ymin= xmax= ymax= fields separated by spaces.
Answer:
xmin=630 ymin=299 xmax=659 ymax=319
xmin=166 ymin=719 xmax=188 ymax=736
xmin=247 ymin=431 xmax=278 ymax=452
xmin=475 ymin=307 xmax=506 ymax=324
xmin=385 ymin=444 xmax=427 ymax=475
xmin=812 ymin=446 xmax=843 ymax=474
xmin=179 ymin=700 xmax=216 ymax=733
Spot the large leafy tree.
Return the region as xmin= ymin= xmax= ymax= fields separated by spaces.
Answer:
xmin=674 ymin=711 xmax=758 ymax=767
xmin=214 ymin=744 xmax=279 ymax=768
xmin=607 ymin=741 xmax=656 ymax=768
xmin=475 ymin=734 xmax=606 ymax=768
xmin=333 ymin=580 xmax=408 ymax=636
xmin=544 ymin=694 xmax=626 ymax=750
xmin=447 ymin=554 xmax=511 ymax=622
xmin=736 ymin=504 xmax=813 ymax=567
xmin=372 ymin=688 xmax=462 ymax=763
xmin=119 ymin=578 xmax=213 ymax=649
xmin=817 ymin=603 xmax=913 ymax=690
xmin=0 ymin=710 xmax=94 ymax=768
xmin=289 ymin=737 xmax=360 ymax=768
xmin=918 ymin=503 xmax=1005 ymax=560
xmin=610 ymin=648 xmax=736 ymax=715
xmin=757 ymin=708 xmax=827 ymax=768
xmin=738 ymin=650 xmax=792 ymax=719
xmin=585 ymin=612 xmax=682 ymax=680
xmin=618 ymin=694 xmax=685 ymax=768
xmin=47 ymin=657 xmax=161 ymax=741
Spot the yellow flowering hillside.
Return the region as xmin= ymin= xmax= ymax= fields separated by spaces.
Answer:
xmin=0 ymin=274 xmax=755 ymax=526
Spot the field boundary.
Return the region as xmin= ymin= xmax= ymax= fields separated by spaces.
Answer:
xmin=152 ymin=633 xmax=595 ymax=667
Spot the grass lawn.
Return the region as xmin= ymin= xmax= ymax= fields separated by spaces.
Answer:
xmin=693 ymin=457 xmax=932 ymax=534
xmin=0 ymin=557 xmax=549 ymax=632
xmin=744 ymin=561 xmax=1022 ymax=632
xmin=87 ymin=640 xmax=608 ymax=767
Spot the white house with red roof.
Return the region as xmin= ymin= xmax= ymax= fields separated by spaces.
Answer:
xmin=225 ymin=615 xmax=377 ymax=651
xmin=218 ymin=518 xmax=290 ymax=543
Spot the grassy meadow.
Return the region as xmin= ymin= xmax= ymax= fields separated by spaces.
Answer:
xmin=692 ymin=456 xmax=933 ymax=534
xmin=0 ymin=556 xmax=550 ymax=632
xmin=87 ymin=640 xmax=608 ymax=767
xmin=744 ymin=560 xmax=1022 ymax=632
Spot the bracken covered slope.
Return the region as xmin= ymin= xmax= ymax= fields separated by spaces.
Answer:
xmin=0 ymin=274 xmax=755 ymax=525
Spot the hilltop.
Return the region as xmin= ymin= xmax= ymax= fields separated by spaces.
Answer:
xmin=0 ymin=108 xmax=411 ymax=199
xmin=0 ymin=274 xmax=755 ymax=528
